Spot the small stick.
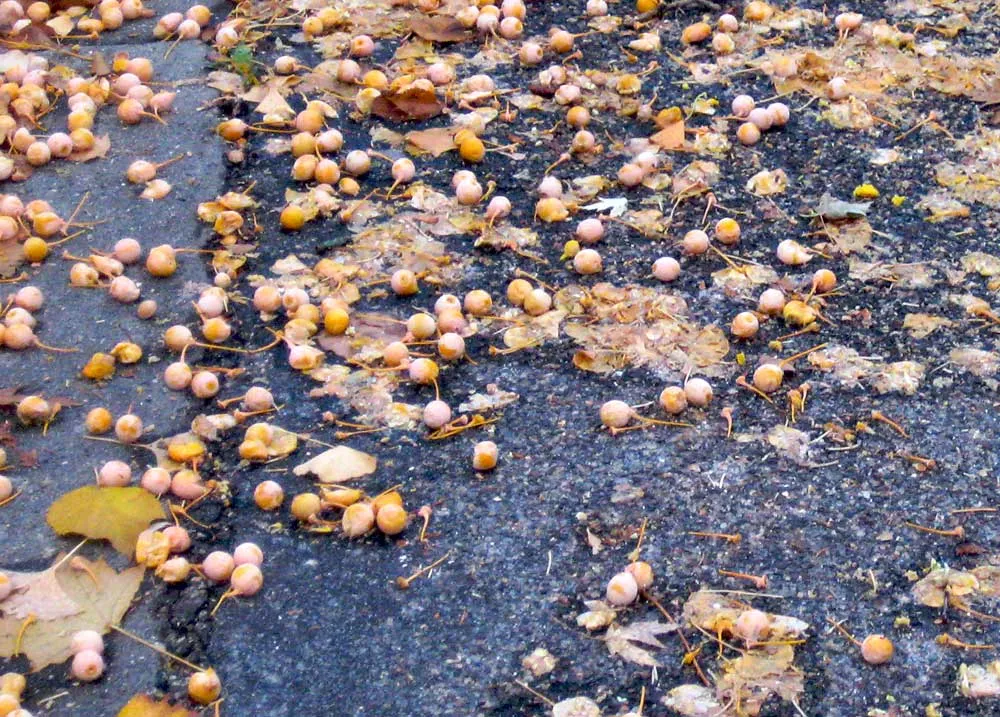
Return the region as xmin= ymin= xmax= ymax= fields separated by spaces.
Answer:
xmin=395 ymin=551 xmax=452 ymax=589
xmin=0 ymin=489 xmax=22 ymax=508
xmin=951 ymin=507 xmax=997 ymax=515
xmin=110 ymin=624 xmax=204 ymax=671
xmin=905 ymin=521 xmax=964 ymax=539
xmin=826 ymin=617 xmax=861 ymax=646
xmin=644 ymin=591 xmax=710 ymax=687
xmin=514 ymin=681 xmax=554 ymax=707
xmin=689 ymin=531 xmax=741 ymax=543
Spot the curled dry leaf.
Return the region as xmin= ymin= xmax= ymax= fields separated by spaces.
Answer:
xmin=46 ymin=486 xmax=166 ymax=557
xmin=292 ymin=446 xmax=377 ymax=483
xmin=371 ymin=84 xmax=444 ymax=123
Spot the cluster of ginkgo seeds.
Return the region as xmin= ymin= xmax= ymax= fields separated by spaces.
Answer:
xmin=0 ymin=0 xmax=152 ymax=37
xmin=154 ymin=5 xmax=212 ymax=42
xmin=288 ymin=486 xmax=410 ymax=538
xmin=600 ymin=377 xmax=712 ymax=434
xmin=605 ymin=561 xmax=654 ymax=606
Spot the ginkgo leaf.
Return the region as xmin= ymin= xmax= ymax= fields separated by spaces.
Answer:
xmin=293 ymin=446 xmax=376 ymax=483
xmin=47 ymin=486 xmax=166 ymax=557
xmin=118 ymin=694 xmax=197 ymax=717
xmin=0 ymin=557 xmax=143 ymax=671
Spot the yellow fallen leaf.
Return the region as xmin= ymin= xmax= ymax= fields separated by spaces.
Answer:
xmin=46 ymin=486 xmax=166 ymax=556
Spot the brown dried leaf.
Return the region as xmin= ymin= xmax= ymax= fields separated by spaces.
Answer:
xmin=408 ymin=15 xmax=470 ymax=42
xmin=0 ymin=557 xmax=143 ymax=671
xmin=903 ymin=313 xmax=953 ymax=339
xmin=404 ymin=127 xmax=456 ymax=156
xmin=950 ymin=347 xmax=1000 ymax=377
xmin=0 ymin=566 xmax=81 ymax=620
xmin=372 ymin=85 xmax=444 ymax=122
xmin=650 ymin=120 xmax=685 ymax=150
xmin=913 ymin=567 xmax=979 ymax=609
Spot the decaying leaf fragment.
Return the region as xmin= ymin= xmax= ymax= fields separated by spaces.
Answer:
xmin=576 ymin=599 xmax=617 ymax=631
xmin=552 ymin=696 xmax=601 ymax=717
xmin=903 ymin=313 xmax=953 ymax=339
xmin=603 ymin=620 xmax=677 ymax=667
xmin=746 ymin=168 xmax=788 ymax=196
xmin=950 ymin=347 xmax=1000 ymax=377
xmin=767 ymin=425 xmax=813 ymax=466
xmin=913 ymin=567 xmax=979 ymax=609
xmin=292 ymin=446 xmax=377 ymax=483
xmin=960 ymin=661 xmax=1000 ymax=698
xmin=872 ymin=361 xmax=925 ymax=395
